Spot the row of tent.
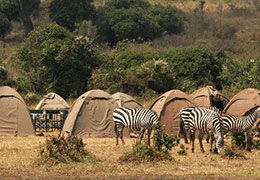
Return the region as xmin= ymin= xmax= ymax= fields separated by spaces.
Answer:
xmin=0 ymin=85 xmax=260 ymax=137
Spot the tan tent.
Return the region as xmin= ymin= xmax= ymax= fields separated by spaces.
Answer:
xmin=0 ymin=86 xmax=35 ymax=136
xmin=112 ymin=92 xmax=143 ymax=109
xmin=150 ymin=89 xmax=195 ymax=135
xmin=189 ymin=86 xmax=229 ymax=111
xmin=223 ymin=88 xmax=260 ymax=117
xmin=35 ymin=92 xmax=70 ymax=110
xmin=62 ymin=89 xmax=119 ymax=137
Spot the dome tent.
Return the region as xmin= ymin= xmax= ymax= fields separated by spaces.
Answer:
xmin=112 ymin=92 xmax=143 ymax=109
xmin=35 ymin=92 xmax=70 ymax=110
xmin=150 ymin=89 xmax=195 ymax=135
xmin=62 ymin=89 xmax=122 ymax=137
xmin=189 ymin=86 xmax=229 ymax=111
xmin=223 ymin=88 xmax=260 ymax=116
xmin=0 ymin=86 xmax=35 ymax=136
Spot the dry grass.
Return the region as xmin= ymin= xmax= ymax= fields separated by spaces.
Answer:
xmin=1 ymin=135 xmax=260 ymax=179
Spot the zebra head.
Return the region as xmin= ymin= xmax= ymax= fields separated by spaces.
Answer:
xmin=215 ymin=134 xmax=224 ymax=154
xmin=255 ymin=107 xmax=260 ymax=118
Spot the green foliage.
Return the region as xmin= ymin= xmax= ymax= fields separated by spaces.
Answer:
xmin=220 ymin=143 xmax=246 ymax=159
xmin=161 ymin=46 xmax=223 ymax=91
xmin=0 ymin=61 xmax=8 ymax=85
xmin=37 ymin=135 xmax=88 ymax=165
xmin=150 ymin=4 xmax=185 ymax=34
xmin=22 ymin=92 xmax=43 ymax=106
xmin=16 ymin=23 xmax=100 ymax=98
xmin=0 ymin=12 xmax=11 ymax=39
xmin=0 ymin=0 xmax=19 ymax=21
xmin=49 ymin=0 xmax=96 ymax=31
xmin=89 ymin=56 xmax=175 ymax=95
xmin=89 ymin=44 xmax=224 ymax=95
xmin=95 ymin=0 xmax=185 ymax=45
xmin=219 ymin=58 xmax=260 ymax=90
xmin=118 ymin=142 xmax=174 ymax=163
xmin=153 ymin=124 xmax=179 ymax=153
xmin=177 ymin=144 xmax=188 ymax=155
xmin=230 ymin=132 xmax=246 ymax=147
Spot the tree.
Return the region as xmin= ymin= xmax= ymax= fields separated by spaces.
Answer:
xmin=0 ymin=12 xmax=11 ymax=39
xmin=16 ymin=23 xmax=100 ymax=98
xmin=49 ymin=0 xmax=96 ymax=31
xmin=0 ymin=0 xmax=40 ymax=35
xmin=95 ymin=0 xmax=185 ymax=45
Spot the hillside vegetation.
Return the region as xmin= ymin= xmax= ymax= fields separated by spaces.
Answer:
xmin=0 ymin=0 xmax=259 ymax=105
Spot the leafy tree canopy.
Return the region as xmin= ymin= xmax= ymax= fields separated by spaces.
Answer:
xmin=96 ymin=0 xmax=185 ymax=45
xmin=16 ymin=23 xmax=100 ymax=98
xmin=49 ymin=0 xmax=96 ymax=31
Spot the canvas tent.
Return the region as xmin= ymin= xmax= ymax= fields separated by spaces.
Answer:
xmin=62 ymin=89 xmax=121 ymax=137
xmin=189 ymin=86 xmax=229 ymax=111
xmin=35 ymin=92 xmax=70 ymax=110
xmin=112 ymin=92 xmax=143 ymax=109
xmin=223 ymin=88 xmax=260 ymax=117
xmin=0 ymin=86 xmax=35 ymax=136
xmin=150 ymin=89 xmax=195 ymax=135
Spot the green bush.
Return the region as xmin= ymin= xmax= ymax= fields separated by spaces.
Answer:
xmin=16 ymin=23 xmax=100 ymax=98
xmin=177 ymin=144 xmax=188 ymax=156
xmin=161 ymin=46 xmax=223 ymax=91
xmin=220 ymin=143 xmax=246 ymax=159
xmin=95 ymin=0 xmax=185 ymax=45
xmin=49 ymin=0 xmax=96 ymax=31
xmin=37 ymin=135 xmax=88 ymax=165
xmin=153 ymin=124 xmax=179 ymax=153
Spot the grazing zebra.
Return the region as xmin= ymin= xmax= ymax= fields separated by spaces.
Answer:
xmin=221 ymin=107 xmax=260 ymax=152
xmin=113 ymin=107 xmax=159 ymax=145
xmin=179 ymin=106 xmax=224 ymax=153
xmin=179 ymin=106 xmax=222 ymax=144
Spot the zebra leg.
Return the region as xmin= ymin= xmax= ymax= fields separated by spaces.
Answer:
xmin=245 ymin=131 xmax=252 ymax=152
xmin=179 ymin=119 xmax=188 ymax=144
xmin=206 ymin=134 xmax=210 ymax=143
xmin=120 ymin=131 xmax=125 ymax=145
xmin=190 ymin=130 xmax=195 ymax=153
xmin=198 ymin=133 xmax=205 ymax=153
xmin=115 ymin=125 xmax=120 ymax=145
xmin=138 ymin=128 xmax=146 ymax=144
xmin=210 ymin=132 xmax=216 ymax=152
xmin=147 ymin=127 xmax=152 ymax=146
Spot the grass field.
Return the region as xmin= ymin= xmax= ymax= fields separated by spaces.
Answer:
xmin=1 ymin=134 xmax=260 ymax=179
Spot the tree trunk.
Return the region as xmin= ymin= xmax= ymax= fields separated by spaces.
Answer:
xmin=20 ymin=11 xmax=34 ymax=36
xmin=17 ymin=0 xmax=34 ymax=36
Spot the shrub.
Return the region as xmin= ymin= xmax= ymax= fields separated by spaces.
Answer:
xmin=95 ymin=0 xmax=185 ymax=45
xmin=49 ymin=0 xmax=96 ymax=31
xmin=118 ymin=124 xmax=178 ymax=163
xmin=230 ymin=132 xmax=246 ymax=147
xmin=177 ymin=144 xmax=188 ymax=156
xmin=220 ymin=143 xmax=246 ymax=159
xmin=153 ymin=124 xmax=179 ymax=153
xmin=37 ymin=135 xmax=88 ymax=165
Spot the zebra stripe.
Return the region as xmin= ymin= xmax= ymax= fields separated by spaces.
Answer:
xmin=221 ymin=107 xmax=260 ymax=151
xmin=113 ymin=107 xmax=159 ymax=145
xmin=179 ymin=106 xmax=224 ymax=153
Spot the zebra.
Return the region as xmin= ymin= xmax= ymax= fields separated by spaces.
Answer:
xmin=220 ymin=107 xmax=260 ymax=152
xmin=179 ymin=106 xmax=224 ymax=153
xmin=113 ymin=107 xmax=159 ymax=145
xmin=179 ymin=106 xmax=222 ymax=144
